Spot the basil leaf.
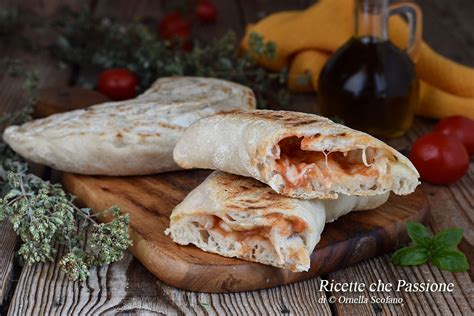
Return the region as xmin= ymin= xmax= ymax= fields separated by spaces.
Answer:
xmin=392 ymin=245 xmax=429 ymax=266
xmin=432 ymin=228 xmax=464 ymax=252
xmin=406 ymin=221 xmax=431 ymax=247
xmin=431 ymin=249 xmax=469 ymax=272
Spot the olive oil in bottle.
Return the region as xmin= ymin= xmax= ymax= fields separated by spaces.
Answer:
xmin=317 ymin=0 xmax=422 ymax=138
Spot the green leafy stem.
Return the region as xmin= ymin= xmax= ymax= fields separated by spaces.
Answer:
xmin=392 ymin=221 xmax=469 ymax=272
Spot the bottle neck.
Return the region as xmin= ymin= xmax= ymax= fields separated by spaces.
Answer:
xmin=354 ymin=0 xmax=389 ymax=41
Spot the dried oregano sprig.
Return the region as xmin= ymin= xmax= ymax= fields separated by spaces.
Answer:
xmin=0 ymin=144 xmax=132 ymax=281
xmin=0 ymin=61 xmax=132 ymax=281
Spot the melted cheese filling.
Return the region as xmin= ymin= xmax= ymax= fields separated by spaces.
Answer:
xmin=274 ymin=136 xmax=386 ymax=190
xmin=196 ymin=214 xmax=308 ymax=264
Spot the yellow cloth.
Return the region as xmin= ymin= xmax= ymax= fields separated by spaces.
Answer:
xmin=241 ymin=0 xmax=474 ymax=119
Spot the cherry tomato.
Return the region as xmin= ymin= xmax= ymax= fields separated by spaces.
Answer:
xmin=434 ymin=116 xmax=474 ymax=155
xmin=159 ymin=12 xmax=191 ymax=41
xmin=410 ymin=132 xmax=469 ymax=185
xmin=196 ymin=0 xmax=217 ymax=23
xmin=97 ymin=68 xmax=137 ymax=101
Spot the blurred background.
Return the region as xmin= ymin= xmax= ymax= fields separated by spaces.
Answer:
xmin=1 ymin=0 xmax=473 ymax=67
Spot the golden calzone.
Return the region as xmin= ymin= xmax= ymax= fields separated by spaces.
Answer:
xmin=166 ymin=171 xmax=389 ymax=272
xmin=174 ymin=110 xmax=419 ymax=199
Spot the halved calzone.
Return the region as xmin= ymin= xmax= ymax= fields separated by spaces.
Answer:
xmin=166 ymin=171 xmax=389 ymax=272
xmin=174 ymin=110 xmax=419 ymax=199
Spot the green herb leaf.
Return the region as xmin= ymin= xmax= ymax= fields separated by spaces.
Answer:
xmin=431 ymin=228 xmax=464 ymax=253
xmin=392 ymin=245 xmax=429 ymax=266
xmin=431 ymin=249 xmax=469 ymax=272
xmin=393 ymin=222 xmax=469 ymax=273
xmin=406 ymin=221 xmax=431 ymax=247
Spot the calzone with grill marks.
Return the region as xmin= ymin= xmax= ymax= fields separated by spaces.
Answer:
xmin=165 ymin=171 xmax=389 ymax=272
xmin=3 ymin=77 xmax=256 ymax=175
xmin=174 ymin=110 xmax=419 ymax=200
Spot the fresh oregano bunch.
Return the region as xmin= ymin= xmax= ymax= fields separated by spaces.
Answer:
xmin=0 ymin=144 xmax=132 ymax=281
xmin=392 ymin=221 xmax=469 ymax=272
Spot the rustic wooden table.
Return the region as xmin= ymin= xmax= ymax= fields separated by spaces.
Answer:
xmin=0 ymin=1 xmax=473 ymax=315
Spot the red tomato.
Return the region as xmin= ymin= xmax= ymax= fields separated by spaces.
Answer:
xmin=159 ymin=12 xmax=191 ymax=41
xmin=434 ymin=116 xmax=474 ymax=155
xmin=97 ymin=69 xmax=137 ymax=101
xmin=410 ymin=132 xmax=469 ymax=185
xmin=196 ymin=0 xmax=217 ymax=23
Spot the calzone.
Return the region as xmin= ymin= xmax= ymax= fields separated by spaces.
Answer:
xmin=3 ymin=77 xmax=256 ymax=175
xmin=174 ymin=110 xmax=419 ymax=199
xmin=166 ymin=171 xmax=389 ymax=272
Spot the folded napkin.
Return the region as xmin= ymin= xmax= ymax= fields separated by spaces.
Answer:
xmin=241 ymin=0 xmax=474 ymax=119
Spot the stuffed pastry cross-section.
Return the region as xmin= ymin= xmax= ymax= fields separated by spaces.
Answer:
xmin=166 ymin=171 xmax=389 ymax=272
xmin=174 ymin=110 xmax=419 ymax=199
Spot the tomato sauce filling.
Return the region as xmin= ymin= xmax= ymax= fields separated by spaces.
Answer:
xmin=192 ymin=213 xmax=310 ymax=269
xmin=202 ymin=214 xmax=307 ymax=242
xmin=274 ymin=136 xmax=381 ymax=190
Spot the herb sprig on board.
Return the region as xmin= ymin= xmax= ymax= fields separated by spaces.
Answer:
xmin=392 ymin=221 xmax=469 ymax=272
xmin=50 ymin=7 xmax=288 ymax=107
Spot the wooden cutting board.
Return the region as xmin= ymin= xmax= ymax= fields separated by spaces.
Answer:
xmin=63 ymin=171 xmax=429 ymax=293
xmin=35 ymin=87 xmax=429 ymax=293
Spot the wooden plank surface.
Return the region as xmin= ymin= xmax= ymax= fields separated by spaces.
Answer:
xmin=0 ymin=222 xmax=16 ymax=305
xmin=2 ymin=0 xmax=473 ymax=314
xmin=8 ymin=252 xmax=333 ymax=315
xmin=328 ymin=255 xmax=473 ymax=315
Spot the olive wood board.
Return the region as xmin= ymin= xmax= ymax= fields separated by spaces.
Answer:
xmin=63 ymin=170 xmax=429 ymax=293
